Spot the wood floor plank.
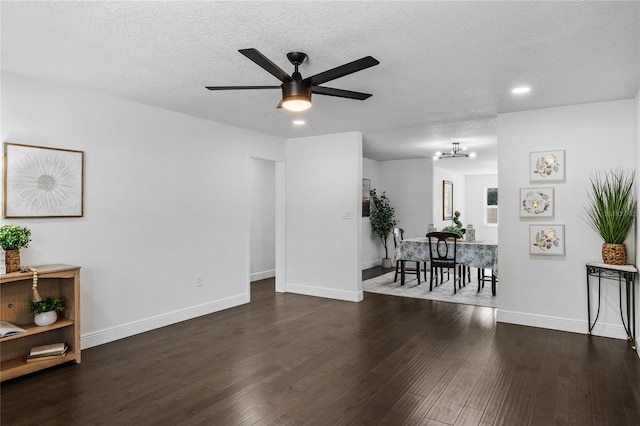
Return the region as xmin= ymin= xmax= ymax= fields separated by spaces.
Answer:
xmin=379 ymin=391 xmax=426 ymax=425
xmin=2 ymin=275 xmax=640 ymax=425
xmin=529 ymin=331 xmax=562 ymax=425
xmin=465 ymin=372 xmax=500 ymax=411
xmin=404 ymin=381 xmax=450 ymax=425
xmin=425 ymin=367 xmax=482 ymax=424
xmin=454 ymin=406 xmax=484 ymax=426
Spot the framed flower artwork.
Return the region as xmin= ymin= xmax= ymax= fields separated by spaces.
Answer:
xmin=3 ymin=142 xmax=84 ymax=218
xmin=530 ymin=150 xmax=565 ymax=182
xmin=520 ymin=187 xmax=554 ymax=218
xmin=529 ymin=224 xmax=565 ymax=256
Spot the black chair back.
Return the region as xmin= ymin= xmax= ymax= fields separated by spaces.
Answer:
xmin=426 ymin=232 xmax=459 ymax=268
xmin=393 ymin=228 xmax=404 ymax=248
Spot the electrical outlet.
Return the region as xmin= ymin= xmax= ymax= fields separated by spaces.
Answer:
xmin=196 ymin=275 xmax=204 ymax=287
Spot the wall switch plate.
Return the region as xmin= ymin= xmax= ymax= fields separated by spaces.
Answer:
xmin=196 ymin=275 xmax=204 ymax=287
xmin=343 ymin=211 xmax=353 ymax=219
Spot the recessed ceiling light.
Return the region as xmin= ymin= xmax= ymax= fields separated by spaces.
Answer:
xmin=292 ymin=119 xmax=306 ymax=126
xmin=512 ymin=86 xmax=531 ymax=95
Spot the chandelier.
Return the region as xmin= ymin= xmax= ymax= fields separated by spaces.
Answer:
xmin=434 ymin=142 xmax=476 ymax=160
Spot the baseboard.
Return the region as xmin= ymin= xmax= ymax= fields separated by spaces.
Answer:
xmin=361 ymin=259 xmax=381 ymax=269
xmin=81 ymin=293 xmax=250 ymax=349
xmin=287 ymin=282 xmax=363 ymax=302
xmin=497 ymin=309 xmax=629 ymax=340
xmin=250 ymin=269 xmax=275 ymax=282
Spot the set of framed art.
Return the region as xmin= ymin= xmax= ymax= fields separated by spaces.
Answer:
xmin=521 ymin=150 xmax=565 ymax=256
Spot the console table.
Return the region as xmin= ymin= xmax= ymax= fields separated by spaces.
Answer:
xmin=585 ymin=262 xmax=637 ymax=349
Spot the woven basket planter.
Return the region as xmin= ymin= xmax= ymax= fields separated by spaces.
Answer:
xmin=602 ymin=243 xmax=626 ymax=265
xmin=5 ymin=249 xmax=21 ymax=273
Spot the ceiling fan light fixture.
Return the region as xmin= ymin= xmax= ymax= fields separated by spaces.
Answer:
xmin=282 ymin=97 xmax=312 ymax=112
xmin=206 ymin=49 xmax=379 ymax=111
xmin=282 ymin=81 xmax=312 ymax=112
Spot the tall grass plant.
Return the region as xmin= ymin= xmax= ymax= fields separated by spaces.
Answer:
xmin=584 ymin=169 xmax=636 ymax=244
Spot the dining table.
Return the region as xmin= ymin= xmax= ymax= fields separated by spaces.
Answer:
xmin=395 ymin=237 xmax=498 ymax=291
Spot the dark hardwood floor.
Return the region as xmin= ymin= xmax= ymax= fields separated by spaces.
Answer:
xmin=362 ymin=265 xmax=395 ymax=281
xmin=2 ymin=270 xmax=640 ymax=425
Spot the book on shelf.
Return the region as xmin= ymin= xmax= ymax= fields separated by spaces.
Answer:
xmin=0 ymin=321 xmax=27 ymax=338
xmin=28 ymin=342 xmax=68 ymax=359
xmin=26 ymin=351 xmax=68 ymax=363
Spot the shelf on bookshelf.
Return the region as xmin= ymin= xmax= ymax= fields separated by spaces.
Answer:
xmin=0 ymin=352 xmax=78 ymax=381
xmin=0 ymin=319 xmax=74 ymax=342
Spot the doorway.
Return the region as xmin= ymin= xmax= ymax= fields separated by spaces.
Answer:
xmin=249 ymin=158 xmax=276 ymax=296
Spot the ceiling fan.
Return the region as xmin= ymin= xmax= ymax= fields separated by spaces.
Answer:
xmin=206 ymin=48 xmax=380 ymax=112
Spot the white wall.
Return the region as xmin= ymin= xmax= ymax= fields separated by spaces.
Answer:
xmin=249 ymin=158 xmax=275 ymax=281
xmin=286 ymin=132 xmax=363 ymax=302
xmin=433 ymin=166 xmax=465 ymax=231
xmin=465 ymin=174 xmax=498 ymax=242
xmin=379 ymin=158 xmax=434 ymax=242
xmin=1 ymin=72 xmax=285 ymax=348
xmin=498 ymin=100 xmax=636 ymax=339
xmin=362 ymin=157 xmax=382 ymax=268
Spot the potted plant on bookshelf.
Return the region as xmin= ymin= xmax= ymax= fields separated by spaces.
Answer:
xmin=584 ymin=169 xmax=637 ymax=265
xmin=0 ymin=225 xmax=31 ymax=273
xmin=369 ymin=189 xmax=398 ymax=268
xmin=29 ymin=297 xmax=64 ymax=326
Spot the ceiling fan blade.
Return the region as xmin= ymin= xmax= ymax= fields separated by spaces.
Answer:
xmin=239 ymin=48 xmax=293 ymax=83
xmin=312 ymin=86 xmax=372 ymax=100
xmin=206 ymin=86 xmax=280 ymax=90
xmin=304 ymin=56 xmax=379 ymax=86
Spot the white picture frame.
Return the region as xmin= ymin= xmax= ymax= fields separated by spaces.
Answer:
xmin=530 ymin=150 xmax=565 ymax=182
xmin=529 ymin=224 xmax=565 ymax=256
xmin=520 ymin=187 xmax=554 ymax=218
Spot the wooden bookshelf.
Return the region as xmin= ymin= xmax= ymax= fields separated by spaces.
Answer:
xmin=1 ymin=264 xmax=80 ymax=381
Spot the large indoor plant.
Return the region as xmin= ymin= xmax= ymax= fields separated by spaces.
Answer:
xmin=0 ymin=225 xmax=31 ymax=273
xmin=584 ymin=169 xmax=636 ymax=265
xmin=369 ymin=189 xmax=398 ymax=268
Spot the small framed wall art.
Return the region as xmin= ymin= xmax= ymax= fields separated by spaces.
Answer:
xmin=529 ymin=224 xmax=565 ymax=256
xmin=442 ymin=180 xmax=453 ymax=220
xmin=530 ymin=150 xmax=565 ymax=182
xmin=362 ymin=179 xmax=371 ymax=217
xmin=520 ymin=187 xmax=554 ymax=218
xmin=3 ymin=142 xmax=84 ymax=218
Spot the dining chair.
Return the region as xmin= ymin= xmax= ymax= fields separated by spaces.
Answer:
xmin=393 ymin=228 xmax=425 ymax=285
xmin=477 ymin=268 xmax=497 ymax=296
xmin=426 ymin=231 xmax=463 ymax=294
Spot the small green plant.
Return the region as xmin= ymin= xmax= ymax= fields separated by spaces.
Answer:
xmin=29 ymin=297 xmax=65 ymax=315
xmin=369 ymin=189 xmax=398 ymax=259
xmin=442 ymin=210 xmax=464 ymax=238
xmin=0 ymin=225 xmax=31 ymax=250
xmin=584 ymin=169 xmax=637 ymax=244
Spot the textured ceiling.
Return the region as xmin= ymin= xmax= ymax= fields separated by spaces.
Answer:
xmin=2 ymin=1 xmax=639 ymax=174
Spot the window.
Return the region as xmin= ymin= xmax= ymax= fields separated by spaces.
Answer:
xmin=485 ymin=187 xmax=498 ymax=226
